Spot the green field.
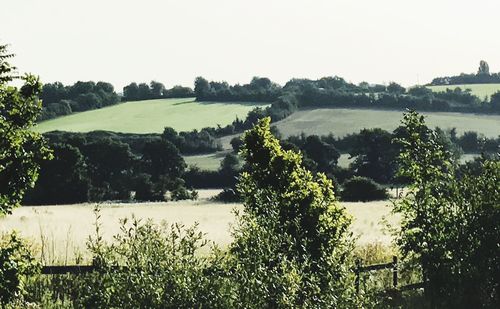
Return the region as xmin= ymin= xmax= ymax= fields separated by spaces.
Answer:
xmin=2 ymin=190 xmax=398 ymax=261
xmin=427 ymin=83 xmax=500 ymax=99
xmin=35 ymin=98 xmax=267 ymax=134
xmin=184 ymin=151 xmax=232 ymax=170
xmin=274 ymin=108 xmax=500 ymax=138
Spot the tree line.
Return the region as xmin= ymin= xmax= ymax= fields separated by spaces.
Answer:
xmin=430 ymin=60 xmax=500 ymax=85
xmin=192 ymin=124 xmax=499 ymax=202
xmin=39 ymin=81 xmax=120 ymax=121
xmin=122 ymin=81 xmax=194 ymax=101
xmin=23 ymin=130 xmax=197 ymax=205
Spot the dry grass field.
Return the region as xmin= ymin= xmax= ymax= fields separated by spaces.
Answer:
xmin=0 ymin=190 xmax=398 ymax=263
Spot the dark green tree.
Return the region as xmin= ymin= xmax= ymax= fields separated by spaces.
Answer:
xmin=349 ymin=128 xmax=397 ymax=183
xmin=24 ymin=144 xmax=90 ymax=205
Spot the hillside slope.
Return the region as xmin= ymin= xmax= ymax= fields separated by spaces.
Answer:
xmin=35 ymin=98 xmax=267 ymax=133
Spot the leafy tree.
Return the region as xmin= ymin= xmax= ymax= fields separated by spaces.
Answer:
xmin=394 ymin=111 xmax=500 ymax=307
xmin=149 ymin=80 xmax=165 ymax=98
xmin=491 ymin=91 xmax=500 ymax=112
xmin=229 ymin=117 xmax=357 ymax=307
xmin=141 ymin=140 xmax=185 ymax=182
xmin=123 ymin=82 xmax=139 ymax=101
xmin=0 ymin=44 xmax=52 ymax=214
xmin=349 ymin=128 xmax=397 ymax=183
xmin=478 ymin=60 xmax=490 ymax=75
xmin=302 ymin=135 xmax=340 ymax=173
xmin=24 ymin=143 xmax=90 ymax=205
xmin=82 ymin=139 xmax=134 ymax=200
xmin=387 ymin=82 xmax=406 ymax=94
xmin=194 ymin=76 xmax=210 ymax=99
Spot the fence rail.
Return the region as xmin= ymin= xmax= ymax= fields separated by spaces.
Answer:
xmin=354 ymin=255 xmax=424 ymax=293
xmin=42 ymin=255 xmax=424 ymax=293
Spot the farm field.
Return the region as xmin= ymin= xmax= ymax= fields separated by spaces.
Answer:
xmin=274 ymin=108 xmax=500 ymax=138
xmin=34 ymin=98 xmax=267 ymax=134
xmin=1 ymin=190 xmax=398 ymax=262
xmin=184 ymin=151 xmax=232 ymax=171
xmin=427 ymin=83 xmax=500 ymax=99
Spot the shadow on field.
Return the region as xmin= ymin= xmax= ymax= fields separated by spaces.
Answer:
xmin=172 ymin=99 xmax=197 ymax=106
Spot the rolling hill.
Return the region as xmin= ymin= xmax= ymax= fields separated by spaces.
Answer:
xmin=35 ymin=98 xmax=267 ymax=134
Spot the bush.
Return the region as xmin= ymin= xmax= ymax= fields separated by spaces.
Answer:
xmin=340 ymin=177 xmax=389 ymax=202
xmin=73 ymin=214 xmax=232 ymax=308
xmin=0 ymin=233 xmax=39 ymax=305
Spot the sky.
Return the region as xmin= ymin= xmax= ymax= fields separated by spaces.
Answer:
xmin=1 ymin=0 xmax=499 ymax=90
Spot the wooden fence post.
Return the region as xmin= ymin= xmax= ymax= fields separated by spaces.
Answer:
xmin=392 ymin=256 xmax=398 ymax=288
xmin=355 ymin=259 xmax=361 ymax=294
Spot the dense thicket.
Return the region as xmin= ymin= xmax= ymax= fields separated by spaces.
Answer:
xmin=43 ymin=127 xmax=222 ymax=156
xmin=24 ymin=131 xmax=196 ymax=205
xmin=430 ymin=61 xmax=500 ymax=85
xmin=39 ymin=81 xmax=120 ymax=121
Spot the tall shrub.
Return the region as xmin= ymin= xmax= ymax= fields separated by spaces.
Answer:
xmin=229 ymin=117 xmax=358 ymax=308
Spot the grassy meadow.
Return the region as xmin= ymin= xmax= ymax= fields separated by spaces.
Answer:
xmin=274 ymin=108 xmax=500 ymax=138
xmin=35 ymin=98 xmax=267 ymax=134
xmin=1 ymin=190 xmax=398 ymax=262
xmin=427 ymin=83 xmax=500 ymax=99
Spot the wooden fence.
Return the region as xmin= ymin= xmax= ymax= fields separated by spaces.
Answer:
xmin=42 ymin=256 xmax=424 ymax=293
xmin=354 ymin=256 xmax=424 ymax=293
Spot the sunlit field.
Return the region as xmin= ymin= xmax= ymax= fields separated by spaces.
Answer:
xmin=274 ymin=108 xmax=500 ymax=138
xmin=34 ymin=98 xmax=267 ymax=134
xmin=428 ymin=83 xmax=500 ymax=99
xmin=0 ymin=190 xmax=398 ymax=262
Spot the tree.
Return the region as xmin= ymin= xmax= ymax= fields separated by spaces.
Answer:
xmin=491 ymin=91 xmax=500 ymax=112
xmin=123 ymin=82 xmax=139 ymax=101
xmin=229 ymin=117 xmax=357 ymax=307
xmin=149 ymin=81 xmax=165 ymax=99
xmin=0 ymin=44 xmax=52 ymax=214
xmin=349 ymin=128 xmax=397 ymax=183
xmin=141 ymin=140 xmax=185 ymax=182
xmin=387 ymin=82 xmax=406 ymax=94
xmin=478 ymin=60 xmax=490 ymax=75
xmin=194 ymin=77 xmax=210 ymax=99
xmin=24 ymin=143 xmax=90 ymax=205
xmin=302 ymin=135 xmax=340 ymax=173
xmin=393 ymin=111 xmax=499 ymax=307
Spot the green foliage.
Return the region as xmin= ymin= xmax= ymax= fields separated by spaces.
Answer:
xmin=0 ymin=44 xmax=52 ymax=214
xmin=340 ymin=176 xmax=389 ymax=202
xmin=0 ymin=233 xmax=40 ymax=305
xmin=68 ymin=211 xmax=231 ymax=308
xmin=393 ymin=111 xmax=500 ymax=307
xmin=229 ymin=117 xmax=357 ymax=307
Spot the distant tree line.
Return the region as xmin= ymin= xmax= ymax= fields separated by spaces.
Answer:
xmin=38 ymin=80 xmax=195 ymax=121
xmin=194 ymin=76 xmax=282 ymax=102
xmin=430 ymin=60 xmax=500 ymax=85
xmin=39 ymin=81 xmax=120 ymax=121
xmin=122 ymin=81 xmax=194 ymax=101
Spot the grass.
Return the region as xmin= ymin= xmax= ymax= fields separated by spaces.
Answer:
xmin=427 ymin=83 xmax=500 ymax=99
xmin=34 ymin=98 xmax=267 ymax=134
xmin=184 ymin=151 xmax=231 ymax=171
xmin=1 ymin=190 xmax=398 ymax=261
xmin=274 ymin=108 xmax=500 ymax=138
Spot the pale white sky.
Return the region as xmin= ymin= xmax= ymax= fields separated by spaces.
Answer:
xmin=1 ymin=0 xmax=499 ymax=90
